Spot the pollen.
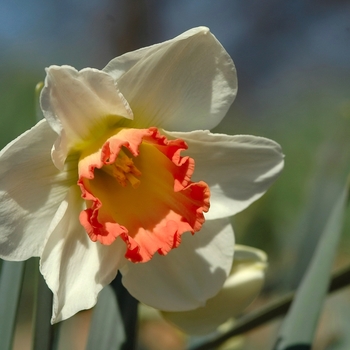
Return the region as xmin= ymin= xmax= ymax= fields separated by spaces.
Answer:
xmin=103 ymin=149 xmax=141 ymax=188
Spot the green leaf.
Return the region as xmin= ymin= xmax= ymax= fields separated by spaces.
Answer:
xmin=86 ymin=285 xmax=126 ymax=350
xmin=274 ymin=180 xmax=349 ymax=349
xmin=189 ymin=264 xmax=350 ymax=350
xmin=0 ymin=260 xmax=25 ymax=350
xmin=32 ymin=258 xmax=55 ymax=350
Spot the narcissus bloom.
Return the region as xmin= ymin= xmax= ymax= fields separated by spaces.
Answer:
xmin=0 ymin=27 xmax=283 ymax=323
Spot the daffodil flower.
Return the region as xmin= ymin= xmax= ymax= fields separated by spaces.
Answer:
xmin=0 ymin=27 xmax=283 ymax=323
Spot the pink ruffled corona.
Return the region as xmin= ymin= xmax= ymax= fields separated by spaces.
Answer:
xmin=78 ymin=127 xmax=210 ymax=263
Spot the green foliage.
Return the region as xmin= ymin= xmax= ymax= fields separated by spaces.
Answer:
xmin=32 ymin=259 xmax=55 ymax=350
xmin=0 ymin=261 xmax=25 ymax=350
xmin=274 ymin=181 xmax=348 ymax=349
xmin=86 ymin=286 xmax=126 ymax=350
xmin=0 ymin=65 xmax=41 ymax=149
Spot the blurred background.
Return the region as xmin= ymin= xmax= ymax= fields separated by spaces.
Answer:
xmin=1 ymin=0 xmax=350 ymax=349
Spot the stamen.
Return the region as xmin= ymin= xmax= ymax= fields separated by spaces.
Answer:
xmin=103 ymin=149 xmax=141 ymax=188
xmin=125 ymin=173 xmax=141 ymax=188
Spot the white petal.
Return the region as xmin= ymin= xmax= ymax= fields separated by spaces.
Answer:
xmin=120 ymin=218 xmax=234 ymax=312
xmin=0 ymin=120 xmax=76 ymax=260
xmin=162 ymin=245 xmax=267 ymax=335
xmin=104 ymin=27 xmax=209 ymax=81
xmin=40 ymin=186 xmax=126 ymax=323
xmin=40 ymin=65 xmax=133 ymax=169
xmin=104 ymin=27 xmax=237 ymax=131
xmin=164 ymin=130 xmax=284 ymax=219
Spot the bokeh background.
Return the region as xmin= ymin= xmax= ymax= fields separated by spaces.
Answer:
xmin=2 ymin=1 xmax=350 ymax=349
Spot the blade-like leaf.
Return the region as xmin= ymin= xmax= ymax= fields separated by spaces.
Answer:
xmin=86 ymin=285 xmax=126 ymax=350
xmin=32 ymin=258 xmax=55 ymax=350
xmin=274 ymin=181 xmax=349 ymax=349
xmin=189 ymin=264 xmax=350 ymax=350
xmin=110 ymin=273 xmax=138 ymax=350
xmin=0 ymin=260 xmax=25 ymax=350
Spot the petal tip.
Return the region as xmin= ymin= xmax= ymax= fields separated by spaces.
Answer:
xmin=197 ymin=26 xmax=210 ymax=34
